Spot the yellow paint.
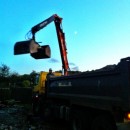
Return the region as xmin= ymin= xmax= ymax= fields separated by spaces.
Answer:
xmin=33 ymin=71 xmax=61 ymax=94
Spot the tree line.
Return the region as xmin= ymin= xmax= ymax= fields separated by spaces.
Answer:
xmin=0 ymin=64 xmax=37 ymax=88
xmin=0 ymin=64 xmax=81 ymax=88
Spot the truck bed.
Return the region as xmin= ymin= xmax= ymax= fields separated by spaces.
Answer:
xmin=47 ymin=57 xmax=130 ymax=111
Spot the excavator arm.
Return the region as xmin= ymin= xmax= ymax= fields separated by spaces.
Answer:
xmin=14 ymin=14 xmax=69 ymax=76
xmin=31 ymin=14 xmax=57 ymax=35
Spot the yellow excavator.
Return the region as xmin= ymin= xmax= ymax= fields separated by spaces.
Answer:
xmin=33 ymin=71 xmax=61 ymax=95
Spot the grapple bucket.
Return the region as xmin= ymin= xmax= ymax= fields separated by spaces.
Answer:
xmin=31 ymin=45 xmax=51 ymax=59
xmin=14 ymin=40 xmax=30 ymax=55
xmin=14 ymin=39 xmax=51 ymax=59
xmin=14 ymin=40 xmax=39 ymax=55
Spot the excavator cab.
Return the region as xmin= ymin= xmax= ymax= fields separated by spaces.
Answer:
xmin=14 ymin=39 xmax=51 ymax=59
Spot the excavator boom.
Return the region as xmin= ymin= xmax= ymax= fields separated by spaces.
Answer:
xmin=31 ymin=14 xmax=69 ymax=75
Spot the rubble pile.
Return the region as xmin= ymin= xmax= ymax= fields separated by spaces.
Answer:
xmin=0 ymin=101 xmax=28 ymax=130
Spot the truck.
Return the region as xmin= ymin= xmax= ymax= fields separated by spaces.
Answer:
xmin=14 ymin=14 xmax=130 ymax=130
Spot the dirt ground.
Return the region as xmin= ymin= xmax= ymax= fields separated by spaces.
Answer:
xmin=0 ymin=101 xmax=70 ymax=130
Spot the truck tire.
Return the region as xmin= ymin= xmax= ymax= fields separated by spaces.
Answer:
xmin=71 ymin=107 xmax=91 ymax=130
xmin=91 ymin=115 xmax=117 ymax=130
xmin=72 ymin=117 xmax=83 ymax=130
xmin=72 ymin=116 xmax=91 ymax=130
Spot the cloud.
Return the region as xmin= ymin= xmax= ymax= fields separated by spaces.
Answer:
xmin=69 ymin=62 xmax=79 ymax=71
xmin=71 ymin=66 xmax=79 ymax=71
xmin=74 ymin=31 xmax=78 ymax=35
xmin=48 ymin=58 xmax=59 ymax=63
xmin=69 ymin=62 xmax=76 ymax=66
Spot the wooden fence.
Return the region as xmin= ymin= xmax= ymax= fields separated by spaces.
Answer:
xmin=0 ymin=87 xmax=32 ymax=103
xmin=0 ymin=88 xmax=11 ymax=101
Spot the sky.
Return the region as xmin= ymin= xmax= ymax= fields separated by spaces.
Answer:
xmin=0 ymin=0 xmax=130 ymax=74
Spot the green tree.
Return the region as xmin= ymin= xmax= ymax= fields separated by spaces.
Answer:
xmin=30 ymin=70 xmax=37 ymax=85
xmin=0 ymin=64 xmax=10 ymax=77
xmin=9 ymin=72 xmax=20 ymax=87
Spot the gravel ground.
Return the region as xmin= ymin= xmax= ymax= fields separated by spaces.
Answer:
xmin=0 ymin=103 xmax=70 ymax=130
xmin=0 ymin=104 xmax=29 ymax=130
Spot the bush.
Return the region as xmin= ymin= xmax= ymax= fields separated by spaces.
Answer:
xmin=22 ymin=80 xmax=30 ymax=87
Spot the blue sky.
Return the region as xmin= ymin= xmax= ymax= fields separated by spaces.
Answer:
xmin=0 ymin=0 xmax=130 ymax=74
